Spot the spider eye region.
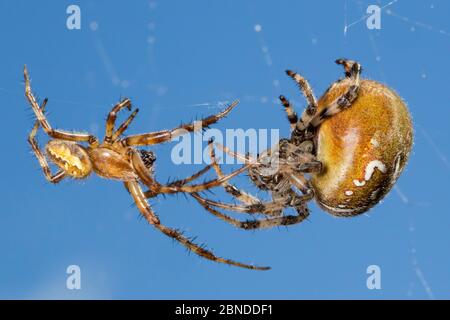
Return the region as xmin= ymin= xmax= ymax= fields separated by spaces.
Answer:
xmin=311 ymin=79 xmax=413 ymax=216
xmin=45 ymin=140 xmax=92 ymax=178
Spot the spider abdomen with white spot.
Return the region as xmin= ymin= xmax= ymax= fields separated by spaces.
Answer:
xmin=311 ymin=79 xmax=413 ymax=216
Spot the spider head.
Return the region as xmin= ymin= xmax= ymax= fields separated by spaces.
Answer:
xmin=45 ymin=140 xmax=92 ymax=178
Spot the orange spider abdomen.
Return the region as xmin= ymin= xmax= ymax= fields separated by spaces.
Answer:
xmin=311 ymin=79 xmax=413 ymax=216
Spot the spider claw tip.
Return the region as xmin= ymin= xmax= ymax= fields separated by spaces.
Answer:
xmin=286 ymin=70 xmax=294 ymax=76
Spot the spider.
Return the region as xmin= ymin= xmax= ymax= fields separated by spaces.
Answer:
xmin=192 ymin=59 xmax=413 ymax=232
xmin=24 ymin=66 xmax=270 ymax=271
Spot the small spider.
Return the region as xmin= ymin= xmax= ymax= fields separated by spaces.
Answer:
xmin=24 ymin=66 xmax=269 ymax=271
xmin=192 ymin=59 xmax=413 ymax=233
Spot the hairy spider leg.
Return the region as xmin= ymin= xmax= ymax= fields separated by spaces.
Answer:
xmin=192 ymin=140 xmax=318 ymax=216
xmin=128 ymin=148 xmax=252 ymax=195
xmin=207 ymin=140 xmax=260 ymax=205
xmin=24 ymin=66 xmax=99 ymax=146
xmin=125 ymin=180 xmax=270 ymax=270
xmin=207 ymin=139 xmax=316 ymax=206
xmin=121 ymin=100 xmax=240 ymax=147
xmin=192 ymin=193 xmax=310 ymax=230
xmin=307 ymin=59 xmax=362 ymax=128
xmin=279 ymin=95 xmax=298 ymax=131
xmin=213 ymin=142 xmax=259 ymax=165
xmin=166 ymin=164 xmax=213 ymax=187
xmin=335 ymin=58 xmax=362 ymax=80
xmin=111 ymin=108 xmax=140 ymax=142
xmin=104 ymin=98 xmax=132 ymax=143
xmin=190 ymin=168 xmax=314 ymax=215
xmin=285 ymin=70 xmax=318 ymax=132
xmin=27 ymin=97 xmax=66 ymax=183
xmin=282 ymin=59 xmax=362 ymax=135
xmin=192 ymin=192 xmax=285 ymax=215
xmin=143 ymin=165 xmax=213 ymax=198
xmin=308 ymin=73 xmax=360 ymax=128
xmin=286 ymin=173 xmax=315 ymax=199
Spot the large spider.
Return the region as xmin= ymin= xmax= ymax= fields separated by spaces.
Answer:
xmin=24 ymin=66 xmax=269 ymax=271
xmin=192 ymin=59 xmax=413 ymax=233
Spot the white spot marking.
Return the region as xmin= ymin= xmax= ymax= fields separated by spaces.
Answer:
xmin=393 ymin=153 xmax=402 ymax=180
xmin=320 ymin=202 xmax=366 ymax=215
xmin=353 ymin=160 xmax=386 ymax=187
xmin=353 ymin=179 xmax=366 ymax=187
xmin=345 ymin=190 xmax=354 ymax=196
xmin=365 ymin=160 xmax=387 ymax=181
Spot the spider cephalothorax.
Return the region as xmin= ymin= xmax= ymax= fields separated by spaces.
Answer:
xmin=24 ymin=66 xmax=268 ymax=271
xmin=192 ymin=59 xmax=413 ymax=237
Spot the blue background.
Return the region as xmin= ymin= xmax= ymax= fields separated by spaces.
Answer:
xmin=0 ymin=0 xmax=449 ymax=299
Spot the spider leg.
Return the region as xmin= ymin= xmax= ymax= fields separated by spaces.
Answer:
xmin=124 ymin=180 xmax=270 ymax=270
xmin=285 ymin=60 xmax=362 ymax=132
xmin=285 ymin=151 xmax=323 ymax=175
xmin=104 ymin=98 xmax=132 ymax=143
xmin=285 ymin=61 xmax=362 ymax=132
xmin=207 ymin=141 xmax=275 ymax=206
xmin=167 ymin=165 xmax=213 ymax=187
xmin=129 ymin=149 xmax=251 ymax=195
xmin=279 ymin=95 xmax=298 ymax=131
xmin=335 ymin=58 xmax=362 ymax=80
xmin=27 ymin=98 xmax=66 ymax=183
xmin=193 ymin=195 xmax=310 ymax=230
xmin=213 ymin=142 xmax=258 ymax=164
xmin=24 ymin=66 xmax=98 ymax=146
xmin=286 ymin=173 xmax=315 ymax=199
xmin=286 ymin=70 xmax=318 ymax=109
xmin=111 ymin=108 xmax=139 ymax=142
xmin=143 ymin=165 xmax=213 ymax=198
xmin=207 ymin=140 xmax=260 ymax=205
xmin=191 ymin=192 xmax=284 ymax=216
xmin=121 ymin=100 xmax=239 ymax=147
xmin=152 ymin=164 xmax=251 ymax=194
xmin=309 ymin=69 xmax=361 ymax=128
xmin=285 ymin=70 xmax=318 ymax=132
